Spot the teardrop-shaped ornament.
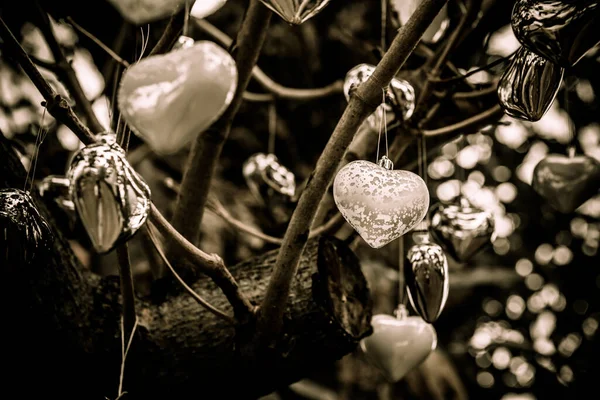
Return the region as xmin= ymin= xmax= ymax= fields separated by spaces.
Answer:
xmin=405 ymin=228 xmax=449 ymax=323
xmin=67 ymin=133 xmax=151 ymax=253
xmin=258 ymin=0 xmax=332 ymax=25
xmin=1 ymin=188 xmax=53 ymax=265
xmin=497 ymin=46 xmax=564 ymax=122
xmin=343 ymin=64 xmax=416 ymax=131
xmin=118 ymin=36 xmax=238 ymax=155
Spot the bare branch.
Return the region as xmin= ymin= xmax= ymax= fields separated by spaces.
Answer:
xmin=65 ymin=17 xmax=130 ymax=68
xmin=422 ymin=104 xmax=503 ymax=136
xmin=149 ymin=10 xmax=184 ymax=56
xmin=256 ymin=0 xmax=451 ymax=346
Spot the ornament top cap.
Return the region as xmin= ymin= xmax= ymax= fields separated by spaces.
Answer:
xmin=378 ymin=156 xmax=394 ymax=170
xmin=173 ymin=35 xmax=195 ymax=50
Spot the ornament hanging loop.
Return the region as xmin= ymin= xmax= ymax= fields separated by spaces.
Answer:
xmin=378 ymin=155 xmax=394 ymax=170
xmin=394 ymin=303 xmax=408 ymax=320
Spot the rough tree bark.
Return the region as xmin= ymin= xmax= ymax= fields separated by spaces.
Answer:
xmin=0 ymin=135 xmax=372 ymax=400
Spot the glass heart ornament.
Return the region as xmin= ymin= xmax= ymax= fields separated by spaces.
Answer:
xmin=511 ymin=0 xmax=600 ymax=68
xmin=67 ymin=133 xmax=151 ymax=254
xmin=191 ymin=0 xmax=227 ymax=19
xmin=1 ymin=188 xmax=53 ymax=265
xmin=429 ymin=197 xmax=495 ymax=263
xmin=343 ymin=64 xmax=416 ymax=131
xmin=405 ymin=228 xmax=449 ymax=323
xmin=259 ymin=0 xmax=332 ymax=25
xmin=333 ymin=156 xmax=429 ymax=249
xmin=106 ymin=0 xmax=186 ymax=25
xmin=497 ymin=46 xmax=564 ymax=122
xmin=391 ymin=0 xmax=450 ymax=43
xmin=360 ymin=306 xmax=437 ymax=382
xmin=532 ymin=152 xmax=600 ymax=214
xmin=118 ymin=38 xmax=238 ymax=155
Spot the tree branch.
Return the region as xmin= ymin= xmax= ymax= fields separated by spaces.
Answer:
xmin=169 ymin=0 xmax=272 ymax=245
xmin=149 ymin=204 xmax=255 ymax=321
xmin=148 ymin=10 xmax=185 ymax=56
xmin=255 ymin=0 xmax=450 ymax=346
xmin=33 ymin=2 xmax=105 ymax=134
xmin=422 ymin=104 xmax=503 ymax=136
xmin=0 ymin=16 xmax=96 ymax=144
xmin=194 ymin=18 xmax=343 ymax=101
xmin=65 ymin=17 xmax=130 ymax=68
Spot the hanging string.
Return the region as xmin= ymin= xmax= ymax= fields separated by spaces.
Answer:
xmin=268 ymin=101 xmax=277 ymax=155
xmin=183 ymin=0 xmax=192 ymax=37
xmin=25 ymin=106 xmax=48 ymax=193
xmin=397 ymin=235 xmax=407 ymax=309
xmin=562 ymin=74 xmax=577 ymax=157
xmin=376 ymin=88 xmax=390 ymax=162
xmin=381 ymin=0 xmax=388 ymax=54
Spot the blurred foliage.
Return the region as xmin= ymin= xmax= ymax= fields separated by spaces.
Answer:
xmin=0 ymin=1 xmax=599 ymax=399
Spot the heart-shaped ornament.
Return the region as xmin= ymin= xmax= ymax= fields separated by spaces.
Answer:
xmin=497 ymin=46 xmax=564 ymax=122
xmin=532 ymin=153 xmax=600 ymax=214
xmin=392 ymin=0 xmax=449 ymax=43
xmin=333 ymin=157 xmax=429 ymax=249
xmin=405 ymin=230 xmax=449 ymax=323
xmin=191 ymin=0 xmax=227 ymax=19
xmin=259 ymin=0 xmax=332 ymax=25
xmin=1 ymin=188 xmax=53 ymax=265
xmin=511 ymin=0 xmax=600 ymax=67
xmin=429 ymin=197 xmax=495 ymax=263
xmin=67 ymin=133 xmax=151 ymax=253
xmin=360 ymin=311 xmax=437 ymax=382
xmin=343 ymin=64 xmax=416 ymax=131
xmin=118 ymin=40 xmax=238 ymax=155
xmin=106 ymin=0 xmax=186 ymax=25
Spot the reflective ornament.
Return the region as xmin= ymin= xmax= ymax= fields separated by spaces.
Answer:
xmin=106 ymin=0 xmax=186 ymax=25
xmin=360 ymin=307 xmax=437 ymax=382
xmin=497 ymin=46 xmax=564 ymax=122
xmin=511 ymin=0 xmax=600 ymax=67
xmin=532 ymin=153 xmax=600 ymax=214
xmin=405 ymin=229 xmax=449 ymax=323
xmin=333 ymin=156 xmax=429 ymax=249
xmin=429 ymin=197 xmax=495 ymax=263
xmin=243 ymin=153 xmax=296 ymax=221
xmin=118 ymin=39 xmax=237 ymax=155
xmin=343 ymin=64 xmax=416 ymax=131
xmin=38 ymin=175 xmax=75 ymax=214
xmin=191 ymin=0 xmax=227 ymax=19
xmin=259 ymin=0 xmax=331 ymax=25
xmin=392 ymin=0 xmax=449 ymax=43
xmin=1 ymin=188 xmax=53 ymax=265
xmin=67 ymin=133 xmax=151 ymax=253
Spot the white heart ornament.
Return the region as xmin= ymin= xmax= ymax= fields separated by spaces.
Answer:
xmin=118 ymin=40 xmax=238 ymax=155
xmin=333 ymin=159 xmax=429 ymax=248
xmin=107 ymin=0 xmax=186 ymax=25
xmin=360 ymin=314 xmax=437 ymax=382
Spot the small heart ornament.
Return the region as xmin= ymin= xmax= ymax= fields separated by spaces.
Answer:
xmin=405 ymin=229 xmax=449 ymax=323
xmin=106 ymin=0 xmax=186 ymax=25
xmin=67 ymin=133 xmax=151 ymax=253
xmin=1 ymin=188 xmax=53 ymax=265
xmin=343 ymin=64 xmax=416 ymax=131
xmin=118 ymin=39 xmax=237 ymax=155
xmin=429 ymin=197 xmax=495 ymax=263
xmin=532 ymin=153 xmax=600 ymax=214
xmin=333 ymin=157 xmax=429 ymax=249
xmin=497 ymin=46 xmax=564 ymax=122
xmin=360 ymin=310 xmax=437 ymax=382
xmin=511 ymin=0 xmax=600 ymax=67
xmin=259 ymin=0 xmax=332 ymax=25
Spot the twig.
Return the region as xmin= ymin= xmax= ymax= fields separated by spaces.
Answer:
xmin=255 ymin=0 xmax=451 ymax=346
xmin=452 ymin=83 xmax=497 ymax=99
xmin=116 ymin=316 xmax=139 ymax=399
xmin=145 ymin=224 xmax=235 ymax=325
xmin=422 ymin=104 xmax=503 ymax=136
xmin=27 ymin=53 xmax=60 ymax=72
xmin=0 ymin=16 xmax=96 ymax=144
xmin=116 ymin=243 xmax=137 ymax=341
xmin=65 ymin=17 xmax=130 ymax=68
xmin=148 ymin=11 xmax=184 ymax=56
xmin=149 ymin=204 xmax=255 ymax=321
xmin=33 ymin=1 xmax=105 ymax=134
xmin=169 ymin=0 xmax=272 ymax=244
xmin=194 ymin=18 xmax=343 ymax=100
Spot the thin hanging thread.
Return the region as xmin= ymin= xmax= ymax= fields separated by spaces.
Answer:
xmin=381 ymin=0 xmax=387 ymax=53
xmin=25 ymin=107 xmax=48 ymax=193
xmin=268 ymin=101 xmax=277 ymax=155
xmin=376 ymin=88 xmax=390 ymax=162
xmin=563 ymin=75 xmax=577 ymax=157
xmin=397 ymin=235 xmax=407 ymax=309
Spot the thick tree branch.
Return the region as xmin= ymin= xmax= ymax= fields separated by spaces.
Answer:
xmin=34 ymin=2 xmax=105 ymax=134
xmin=170 ymin=0 xmax=272 ymax=244
xmin=194 ymin=18 xmax=343 ymax=101
xmin=256 ymin=0 xmax=450 ymax=345
xmin=0 ymin=17 xmax=96 ymax=144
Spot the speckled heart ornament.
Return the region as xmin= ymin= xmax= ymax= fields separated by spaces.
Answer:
xmin=360 ymin=311 xmax=437 ymax=382
xmin=333 ymin=158 xmax=429 ymax=249
xmin=118 ymin=40 xmax=237 ymax=155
